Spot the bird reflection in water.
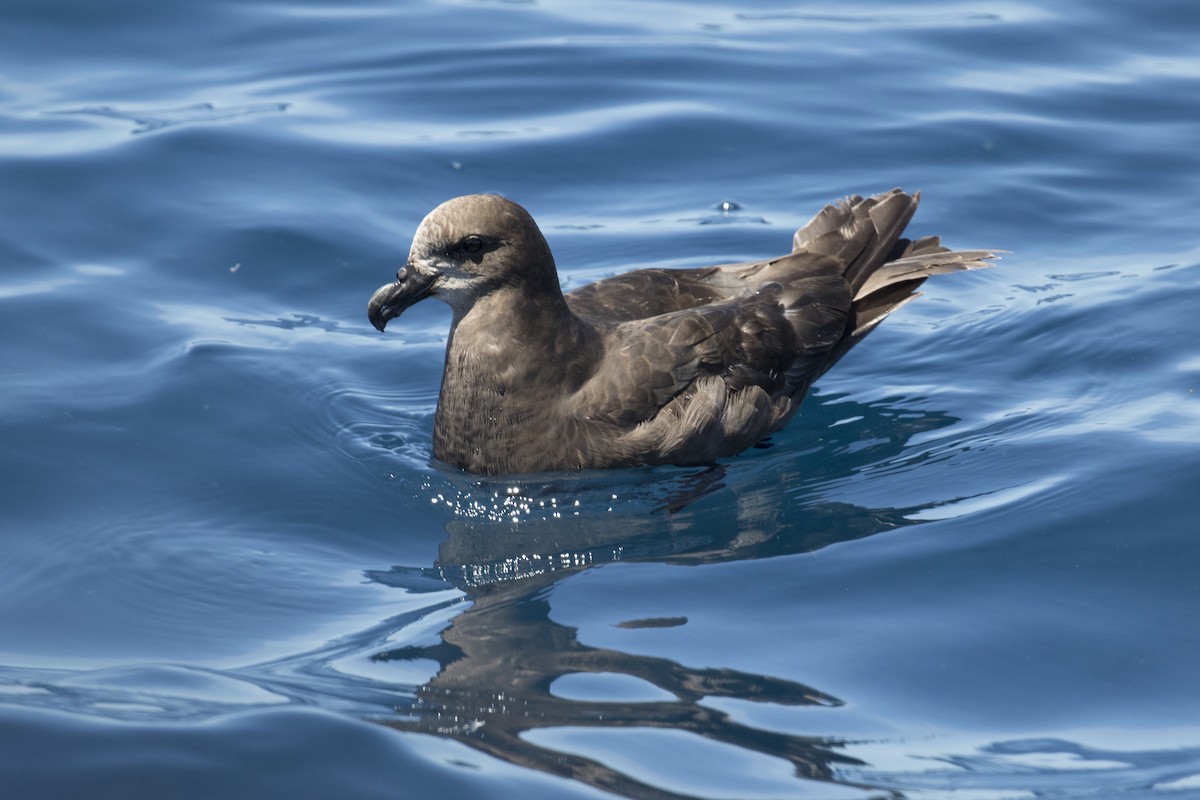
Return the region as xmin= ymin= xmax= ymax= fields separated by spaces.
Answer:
xmin=365 ymin=395 xmax=961 ymax=799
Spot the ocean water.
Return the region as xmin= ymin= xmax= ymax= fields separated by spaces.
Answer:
xmin=2 ymin=0 xmax=1199 ymax=798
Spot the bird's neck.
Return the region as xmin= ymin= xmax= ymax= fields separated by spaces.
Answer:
xmin=433 ymin=285 xmax=601 ymax=472
xmin=450 ymin=282 xmax=591 ymax=365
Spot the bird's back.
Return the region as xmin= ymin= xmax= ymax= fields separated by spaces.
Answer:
xmin=556 ymin=189 xmax=993 ymax=469
xmin=569 ymin=188 xmax=990 ymax=386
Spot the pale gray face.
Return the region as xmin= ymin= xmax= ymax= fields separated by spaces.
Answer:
xmin=367 ymin=194 xmax=555 ymax=331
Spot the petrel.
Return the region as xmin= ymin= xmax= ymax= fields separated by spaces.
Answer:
xmin=368 ymin=190 xmax=993 ymax=475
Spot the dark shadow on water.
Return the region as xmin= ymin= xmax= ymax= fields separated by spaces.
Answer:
xmin=361 ymin=393 xmax=965 ymax=799
xmin=367 ymin=508 xmax=914 ymax=799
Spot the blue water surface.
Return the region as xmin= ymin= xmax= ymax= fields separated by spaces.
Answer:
xmin=3 ymin=1 xmax=1200 ymax=798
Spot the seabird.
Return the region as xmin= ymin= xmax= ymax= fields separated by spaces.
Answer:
xmin=368 ymin=190 xmax=993 ymax=475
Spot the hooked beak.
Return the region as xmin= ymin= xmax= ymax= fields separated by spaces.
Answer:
xmin=367 ymin=264 xmax=438 ymax=332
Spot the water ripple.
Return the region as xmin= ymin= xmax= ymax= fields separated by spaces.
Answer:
xmin=52 ymin=101 xmax=290 ymax=134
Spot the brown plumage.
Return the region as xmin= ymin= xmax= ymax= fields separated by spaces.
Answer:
xmin=368 ymin=189 xmax=994 ymax=475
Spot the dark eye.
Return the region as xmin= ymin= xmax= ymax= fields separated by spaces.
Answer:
xmin=461 ymin=236 xmax=484 ymax=255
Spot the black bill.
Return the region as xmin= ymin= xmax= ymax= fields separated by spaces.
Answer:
xmin=367 ymin=265 xmax=437 ymax=332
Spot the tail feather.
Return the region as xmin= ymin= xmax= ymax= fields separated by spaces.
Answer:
xmin=853 ymin=248 xmax=995 ymax=301
xmin=792 ymin=188 xmax=923 ymax=295
xmin=788 ymin=189 xmax=997 ymax=375
xmin=846 ymin=189 xmax=921 ymax=291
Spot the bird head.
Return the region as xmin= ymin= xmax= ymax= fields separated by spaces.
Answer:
xmin=368 ymin=194 xmax=557 ymax=331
